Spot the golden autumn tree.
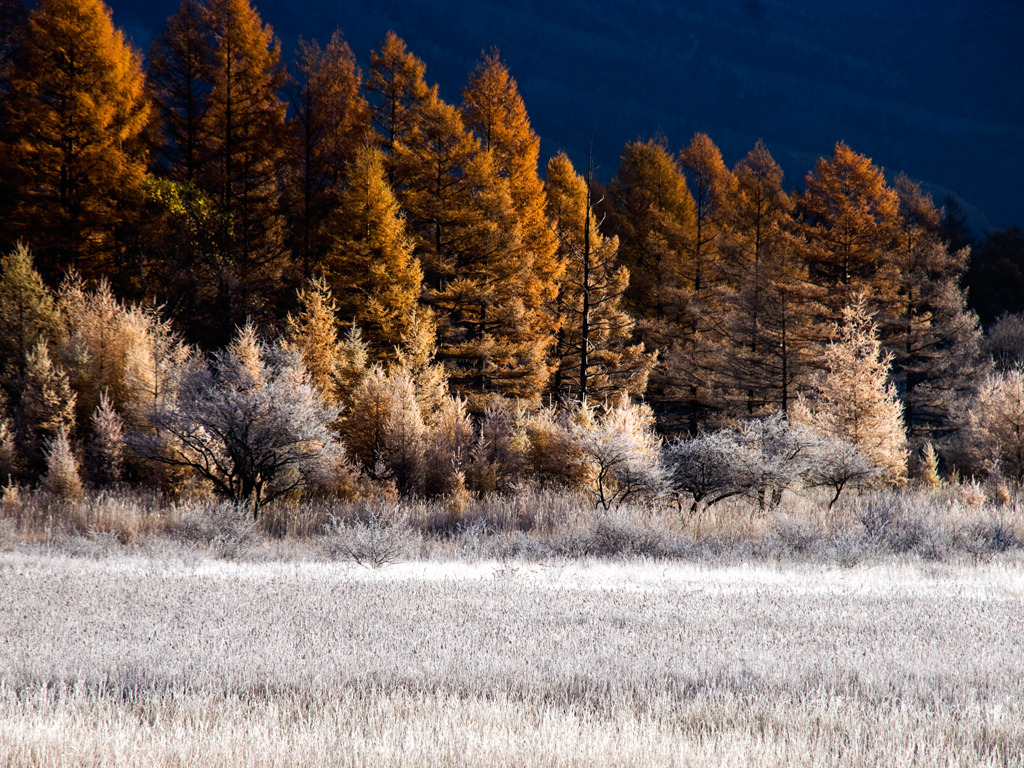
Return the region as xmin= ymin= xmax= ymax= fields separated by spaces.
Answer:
xmin=546 ymin=151 xmax=654 ymax=404
xmin=796 ymin=142 xmax=901 ymax=321
xmin=326 ymin=143 xmax=425 ymax=363
xmin=714 ymin=140 xmax=824 ymax=417
xmin=462 ymin=50 xmax=562 ymax=340
xmin=282 ymin=277 xmax=346 ymax=408
xmin=0 ymin=0 xmax=150 ymax=283
xmin=200 ymin=0 xmax=289 ymax=338
xmin=366 ymin=31 xmax=431 ymax=159
xmin=395 ymin=89 xmax=549 ymax=406
xmin=658 ymin=132 xmax=734 ymax=427
xmin=285 ymin=31 xmax=370 ymax=279
xmin=792 ymin=296 xmax=907 ymax=484
xmin=608 ymin=138 xmax=696 ymax=334
xmin=679 ymin=133 xmax=732 ymax=302
xmin=606 ymin=138 xmax=697 ymax=429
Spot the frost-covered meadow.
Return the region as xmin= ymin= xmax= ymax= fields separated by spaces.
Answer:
xmin=2 ymin=552 xmax=1022 ymax=766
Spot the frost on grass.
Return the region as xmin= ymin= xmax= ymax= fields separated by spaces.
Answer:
xmin=0 ymin=554 xmax=1022 ymax=766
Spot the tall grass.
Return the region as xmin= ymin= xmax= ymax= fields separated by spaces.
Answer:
xmin=1 ymin=555 xmax=1022 ymax=766
xmin=1 ymin=483 xmax=1020 ymax=564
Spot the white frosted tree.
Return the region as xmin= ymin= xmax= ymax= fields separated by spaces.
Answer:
xmin=85 ymin=390 xmax=125 ymax=487
xmin=969 ymin=369 xmax=1024 ymax=483
xmin=41 ymin=428 xmax=84 ymax=501
xmin=792 ymin=296 xmax=907 ymax=483
xmin=134 ymin=328 xmax=342 ymax=515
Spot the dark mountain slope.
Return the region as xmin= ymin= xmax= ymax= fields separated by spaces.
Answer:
xmin=109 ymin=0 xmax=1024 ymax=229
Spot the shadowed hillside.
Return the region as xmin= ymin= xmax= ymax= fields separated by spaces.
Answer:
xmin=107 ymin=0 xmax=1024 ymax=230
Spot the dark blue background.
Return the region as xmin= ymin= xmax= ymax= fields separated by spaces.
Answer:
xmin=109 ymin=0 xmax=1024 ymax=231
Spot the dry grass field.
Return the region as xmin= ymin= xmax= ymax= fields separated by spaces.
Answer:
xmin=1 ymin=550 xmax=1022 ymax=766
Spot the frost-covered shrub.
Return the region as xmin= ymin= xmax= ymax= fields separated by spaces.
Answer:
xmin=134 ymin=326 xmax=343 ymax=516
xmin=968 ymin=369 xmax=1024 ymax=483
xmin=342 ymin=365 xmax=426 ymax=495
xmin=575 ymin=401 xmax=666 ymax=509
xmin=736 ymin=414 xmax=819 ymax=511
xmin=663 ymin=430 xmax=752 ymax=515
xmin=465 ymin=401 xmax=523 ymax=496
xmin=803 ymin=436 xmax=880 ymax=509
xmin=41 ymin=428 xmax=83 ymax=502
xmin=422 ymin=395 xmax=474 ymax=500
xmin=518 ymin=406 xmax=590 ymax=489
xmin=85 ymin=391 xmax=125 ymax=488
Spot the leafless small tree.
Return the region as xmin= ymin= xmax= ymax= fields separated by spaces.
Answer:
xmin=736 ymin=414 xmax=819 ymax=511
xmin=663 ymin=430 xmax=753 ymax=515
xmin=575 ymin=401 xmax=666 ymax=509
xmin=804 ymin=436 xmax=880 ymax=509
xmin=132 ymin=329 xmax=342 ymax=517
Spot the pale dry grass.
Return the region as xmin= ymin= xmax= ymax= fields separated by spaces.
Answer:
xmin=2 ymin=485 xmax=1022 ymax=565
xmin=1 ymin=554 xmax=1022 ymax=766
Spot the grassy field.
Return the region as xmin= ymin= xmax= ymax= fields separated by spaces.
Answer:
xmin=1 ymin=551 xmax=1022 ymax=766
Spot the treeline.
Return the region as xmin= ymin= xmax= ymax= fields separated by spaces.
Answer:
xmin=1 ymin=0 xmax=1024 ymax=508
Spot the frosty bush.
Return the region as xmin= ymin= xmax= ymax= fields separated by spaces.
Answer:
xmin=575 ymin=400 xmax=666 ymax=509
xmin=663 ymin=430 xmax=752 ymax=515
xmin=134 ymin=326 xmax=343 ymax=516
xmin=969 ymin=369 xmax=1024 ymax=483
xmin=342 ymin=365 xmax=426 ymax=495
xmin=803 ymin=436 xmax=879 ymax=508
xmin=41 ymin=428 xmax=83 ymax=502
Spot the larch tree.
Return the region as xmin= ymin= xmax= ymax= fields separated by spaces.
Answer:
xmin=85 ymin=389 xmax=125 ymax=487
xmin=608 ymin=138 xmax=696 ymax=345
xmin=366 ymin=31 xmax=431 ymax=160
xmin=796 ymin=142 xmax=901 ymax=322
xmin=791 ymin=295 xmax=907 ymax=484
xmin=341 ymin=364 xmax=426 ymax=494
xmin=679 ymin=133 xmax=732 ymax=303
xmin=41 ymin=427 xmax=84 ymax=500
xmin=326 ymin=143 xmax=425 ymax=363
xmin=888 ymin=173 xmax=985 ymax=442
xmin=14 ymin=339 xmax=76 ymax=479
xmin=282 ymin=276 xmax=348 ymax=409
xmin=969 ymin=370 xmax=1024 ymax=483
xmin=395 ymin=90 xmax=547 ymax=406
xmin=146 ymin=0 xmax=214 ymax=182
xmin=545 ymin=151 xmax=654 ymax=404
xmin=462 ymin=50 xmax=562 ymax=344
xmin=285 ymin=31 xmax=370 ymax=279
xmin=56 ymin=275 xmax=139 ymax=429
xmin=120 ymin=303 xmax=190 ymax=431
xmin=607 ymin=138 xmax=696 ymax=426
xmin=200 ymin=0 xmax=289 ymax=339
xmin=715 ymin=140 xmax=822 ymax=417
xmin=0 ymin=243 xmax=62 ymax=402
xmin=0 ymin=0 xmax=150 ymax=283
xmin=671 ymin=132 xmax=733 ymax=427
